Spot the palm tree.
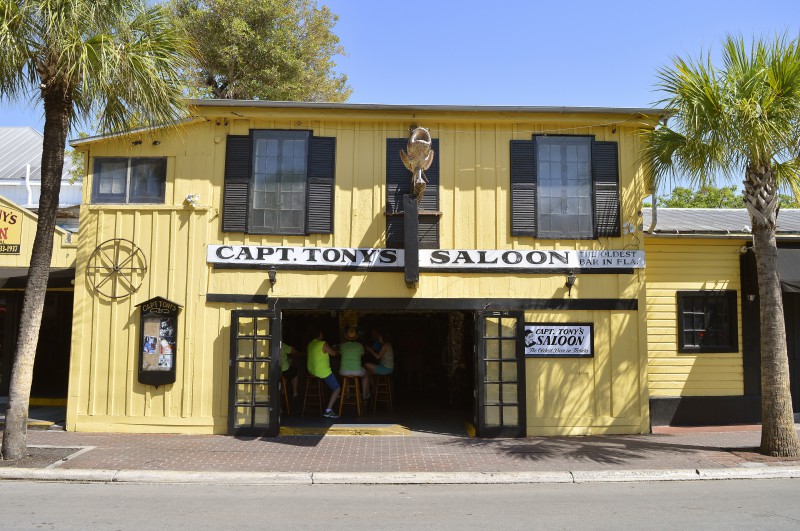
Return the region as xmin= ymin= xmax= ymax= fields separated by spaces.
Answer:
xmin=641 ymin=35 xmax=800 ymax=457
xmin=0 ymin=0 xmax=192 ymax=461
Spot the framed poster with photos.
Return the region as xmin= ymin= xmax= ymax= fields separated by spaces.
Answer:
xmin=137 ymin=296 xmax=181 ymax=387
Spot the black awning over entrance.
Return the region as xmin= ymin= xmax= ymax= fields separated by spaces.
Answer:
xmin=778 ymin=248 xmax=800 ymax=293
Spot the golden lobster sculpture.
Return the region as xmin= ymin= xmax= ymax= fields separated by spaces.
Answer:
xmin=400 ymin=127 xmax=435 ymax=200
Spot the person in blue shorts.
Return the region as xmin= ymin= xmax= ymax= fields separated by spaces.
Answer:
xmin=307 ymin=329 xmax=340 ymax=418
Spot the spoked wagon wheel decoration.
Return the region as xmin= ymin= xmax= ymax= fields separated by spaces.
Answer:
xmin=86 ymin=238 xmax=148 ymax=299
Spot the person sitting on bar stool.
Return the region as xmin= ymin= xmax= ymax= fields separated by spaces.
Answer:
xmin=339 ymin=326 xmax=370 ymax=399
xmin=364 ymin=329 xmax=394 ymax=377
xmin=280 ymin=341 xmax=300 ymax=399
xmin=307 ymin=329 xmax=341 ymax=418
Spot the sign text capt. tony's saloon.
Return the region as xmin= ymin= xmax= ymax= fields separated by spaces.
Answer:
xmin=207 ymin=245 xmax=644 ymax=272
xmin=524 ymin=324 xmax=594 ymax=358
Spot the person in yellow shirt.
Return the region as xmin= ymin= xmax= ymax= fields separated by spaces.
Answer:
xmin=307 ymin=329 xmax=340 ymax=418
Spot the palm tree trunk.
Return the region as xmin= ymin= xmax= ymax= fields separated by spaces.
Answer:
xmin=1 ymin=87 xmax=70 ymax=461
xmin=744 ymin=167 xmax=800 ymax=457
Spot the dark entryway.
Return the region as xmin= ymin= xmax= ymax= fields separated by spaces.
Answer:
xmin=0 ymin=290 xmax=73 ymax=400
xmin=783 ymin=293 xmax=800 ymax=411
xmin=740 ymin=246 xmax=800 ymax=415
xmin=279 ymin=309 xmax=477 ymax=435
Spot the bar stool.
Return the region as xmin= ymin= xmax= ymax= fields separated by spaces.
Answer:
xmin=302 ymin=375 xmax=324 ymax=416
xmin=372 ymin=374 xmax=393 ymax=413
xmin=281 ymin=374 xmax=291 ymax=416
xmin=338 ymin=375 xmax=362 ymax=417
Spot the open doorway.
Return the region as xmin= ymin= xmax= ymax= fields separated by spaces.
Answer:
xmin=279 ymin=309 xmax=475 ymax=435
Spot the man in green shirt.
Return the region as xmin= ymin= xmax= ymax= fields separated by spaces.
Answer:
xmin=307 ymin=329 xmax=340 ymax=418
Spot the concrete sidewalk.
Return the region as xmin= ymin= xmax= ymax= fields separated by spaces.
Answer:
xmin=1 ymin=424 xmax=799 ymax=485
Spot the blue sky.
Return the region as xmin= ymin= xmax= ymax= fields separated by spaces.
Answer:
xmin=2 ymin=0 xmax=799 ymax=132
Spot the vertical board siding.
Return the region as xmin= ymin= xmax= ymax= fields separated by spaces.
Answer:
xmin=67 ymin=114 xmax=651 ymax=434
xmin=524 ymin=309 xmax=648 ymax=436
xmin=644 ymin=237 xmax=744 ymax=397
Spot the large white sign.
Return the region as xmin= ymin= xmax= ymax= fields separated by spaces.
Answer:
xmin=524 ymin=324 xmax=594 ymax=357
xmin=207 ymin=245 xmax=644 ymax=271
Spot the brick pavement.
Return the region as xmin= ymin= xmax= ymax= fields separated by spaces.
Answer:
xmin=16 ymin=427 xmax=800 ymax=473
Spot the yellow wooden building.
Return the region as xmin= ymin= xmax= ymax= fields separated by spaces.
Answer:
xmin=644 ymin=208 xmax=800 ymax=425
xmin=65 ymin=101 xmax=663 ymax=436
xmin=0 ymin=196 xmax=76 ymax=402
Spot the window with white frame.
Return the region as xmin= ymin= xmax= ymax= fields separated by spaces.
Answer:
xmin=535 ymin=136 xmax=593 ymax=239
xmin=249 ymin=130 xmax=309 ymax=235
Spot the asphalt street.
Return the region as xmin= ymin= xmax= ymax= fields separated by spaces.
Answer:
xmin=1 ymin=479 xmax=799 ymax=529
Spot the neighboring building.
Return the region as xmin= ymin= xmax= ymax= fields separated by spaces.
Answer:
xmin=643 ymin=208 xmax=800 ymax=425
xmin=0 ymin=127 xmax=79 ymax=404
xmin=0 ymin=126 xmax=81 ymax=231
xmin=66 ymin=101 xmax=663 ymax=436
xmin=0 ymin=196 xmax=77 ymax=402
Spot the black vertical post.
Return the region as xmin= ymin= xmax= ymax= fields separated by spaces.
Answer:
xmin=404 ymin=194 xmax=419 ymax=288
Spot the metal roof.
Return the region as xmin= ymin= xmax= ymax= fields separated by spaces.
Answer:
xmin=0 ymin=127 xmax=72 ymax=181
xmin=643 ymin=208 xmax=800 ymax=237
xmin=189 ymin=99 xmax=667 ymax=117
xmin=70 ymin=102 xmax=666 ymax=146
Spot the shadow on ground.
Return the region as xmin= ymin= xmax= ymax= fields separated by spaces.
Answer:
xmin=438 ymin=434 xmax=737 ymax=466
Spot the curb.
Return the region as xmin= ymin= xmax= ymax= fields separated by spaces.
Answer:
xmin=0 ymin=466 xmax=798 ymax=485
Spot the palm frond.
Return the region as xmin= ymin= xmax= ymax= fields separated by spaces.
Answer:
xmin=2 ymin=0 xmax=192 ymax=135
xmin=648 ymin=33 xmax=800 ymax=191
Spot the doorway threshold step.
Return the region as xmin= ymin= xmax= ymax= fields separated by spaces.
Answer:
xmin=279 ymin=423 xmax=411 ymax=436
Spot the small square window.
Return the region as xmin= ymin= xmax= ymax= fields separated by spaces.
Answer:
xmin=92 ymin=157 xmax=166 ymax=204
xmin=677 ymin=291 xmax=738 ymax=353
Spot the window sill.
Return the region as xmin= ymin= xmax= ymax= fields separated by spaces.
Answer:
xmin=678 ymin=348 xmax=739 ymax=354
xmin=86 ymin=204 xmax=213 ymax=212
xmin=385 ymin=210 xmax=443 ymax=217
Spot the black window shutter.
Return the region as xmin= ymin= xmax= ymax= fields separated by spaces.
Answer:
xmin=386 ymin=137 xmax=439 ymax=248
xmin=223 ymin=135 xmax=251 ymax=232
xmin=307 ymin=136 xmax=336 ymax=234
xmin=387 ymin=216 xmax=440 ymax=248
xmin=386 ymin=138 xmax=409 ymax=214
xmin=592 ymin=141 xmax=621 ymax=238
xmin=510 ymin=140 xmax=536 ymax=237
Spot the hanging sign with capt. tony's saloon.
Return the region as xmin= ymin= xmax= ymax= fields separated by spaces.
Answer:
xmin=137 ymin=296 xmax=181 ymax=387
xmin=207 ymin=245 xmax=644 ymax=272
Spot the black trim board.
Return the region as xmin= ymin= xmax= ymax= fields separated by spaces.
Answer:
xmin=649 ymin=396 xmax=761 ymax=427
xmin=207 ymin=294 xmax=269 ymax=304
xmin=211 ymin=263 xmax=634 ymax=275
xmin=272 ymin=297 xmax=637 ymax=311
xmin=204 ymin=296 xmax=637 ymax=310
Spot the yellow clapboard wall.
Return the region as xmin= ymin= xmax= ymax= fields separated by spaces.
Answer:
xmin=644 ymin=237 xmax=744 ymax=397
xmin=67 ymin=105 xmax=654 ymax=434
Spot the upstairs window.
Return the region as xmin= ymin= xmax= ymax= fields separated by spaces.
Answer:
xmin=250 ymin=131 xmax=309 ymax=234
xmin=223 ymin=130 xmax=335 ymax=235
xmin=677 ymin=290 xmax=738 ymax=353
xmin=536 ymin=136 xmax=593 ymax=238
xmin=92 ymin=157 xmax=166 ymax=204
xmin=509 ymin=135 xmax=620 ymax=239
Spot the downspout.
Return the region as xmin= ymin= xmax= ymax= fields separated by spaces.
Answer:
xmin=24 ymin=163 xmax=32 ymax=206
xmin=647 ymin=190 xmax=658 ymax=234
